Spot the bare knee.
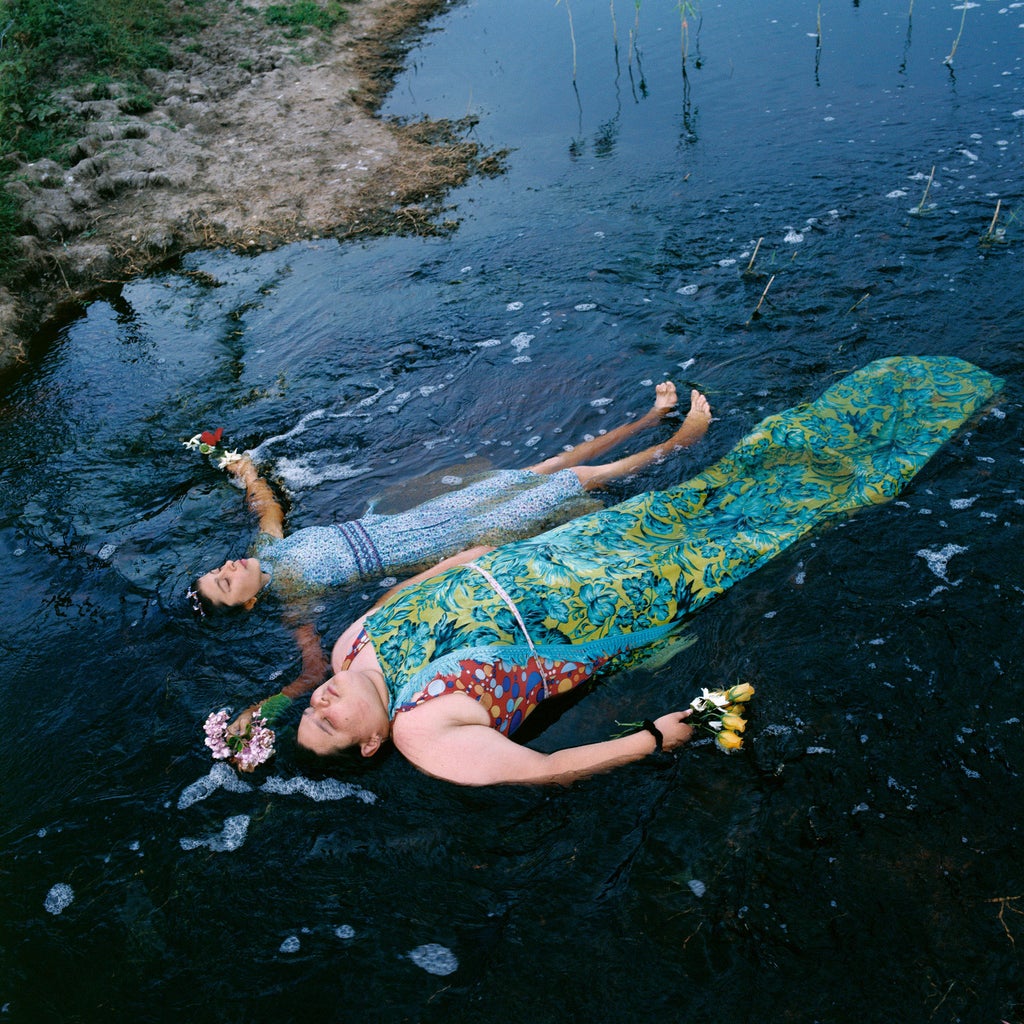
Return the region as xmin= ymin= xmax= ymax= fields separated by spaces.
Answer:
xmin=572 ymin=466 xmax=604 ymax=491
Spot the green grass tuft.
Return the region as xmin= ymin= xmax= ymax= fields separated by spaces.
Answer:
xmin=264 ymin=0 xmax=348 ymax=37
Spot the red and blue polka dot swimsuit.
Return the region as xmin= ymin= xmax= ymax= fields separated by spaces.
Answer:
xmin=340 ymin=628 xmax=608 ymax=736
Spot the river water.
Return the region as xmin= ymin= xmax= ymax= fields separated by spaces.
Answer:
xmin=1 ymin=0 xmax=1022 ymax=1020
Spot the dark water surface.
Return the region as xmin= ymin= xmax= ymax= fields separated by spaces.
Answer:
xmin=2 ymin=1 xmax=1023 ymax=1020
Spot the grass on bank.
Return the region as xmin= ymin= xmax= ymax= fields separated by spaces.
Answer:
xmin=0 ymin=0 xmax=185 ymax=276
xmin=0 ymin=0 xmax=347 ymax=283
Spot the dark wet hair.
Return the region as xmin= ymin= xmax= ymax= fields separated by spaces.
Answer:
xmin=186 ymin=583 xmax=213 ymax=621
xmin=186 ymin=577 xmax=257 ymax=622
xmin=293 ymin=734 xmax=382 ymax=774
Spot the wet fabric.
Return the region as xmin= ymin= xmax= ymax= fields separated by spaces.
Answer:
xmin=393 ymin=654 xmax=611 ymax=735
xmin=254 ymin=467 xmax=592 ymax=595
xmin=367 ymin=356 xmax=1003 ymax=727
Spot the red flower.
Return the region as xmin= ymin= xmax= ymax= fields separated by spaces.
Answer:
xmin=200 ymin=427 xmax=224 ymax=446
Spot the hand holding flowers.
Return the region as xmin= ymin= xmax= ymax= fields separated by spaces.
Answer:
xmin=183 ymin=427 xmax=243 ymax=470
xmin=203 ymin=706 xmax=276 ymax=772
xmin=687 ymin=682 xmax=755 ymax=752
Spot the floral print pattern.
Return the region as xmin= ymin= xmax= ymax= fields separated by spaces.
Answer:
xmin=368 ymin=356 xmax=1003 ymax=726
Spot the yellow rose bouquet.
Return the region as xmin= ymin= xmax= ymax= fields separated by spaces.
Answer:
xmin=688 ymin=683 xmax=756 ymax=752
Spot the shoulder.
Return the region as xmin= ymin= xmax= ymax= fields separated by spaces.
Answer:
xmin=391 ymin=691 xmax=492 ymax=746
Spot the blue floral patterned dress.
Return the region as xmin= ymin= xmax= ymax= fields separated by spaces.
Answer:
xmin=254 ymin=467 xmax=598 ymax=595
xmin=366 ymin=356 xmax=1003 ymax=732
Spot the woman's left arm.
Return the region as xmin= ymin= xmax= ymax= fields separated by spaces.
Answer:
xmin=394 ymin=710 xmax=694 ymax=786
xmin=226 ymin=455 xmax=285 ymax=539
xmin=370 ymin=545 xmax=495 ymax=608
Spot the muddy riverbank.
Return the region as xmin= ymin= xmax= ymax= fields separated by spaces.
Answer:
xmin=0 ymin=0 xmax=496 ymax=382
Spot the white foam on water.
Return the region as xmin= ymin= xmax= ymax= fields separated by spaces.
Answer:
xmin=783 ymin=228 xmax=804 ymax=243
xmin=44 ymin=883 xmax=74 ymax=916
xmin=274 ymin=455 xmax=367 ymax=493
xmin=335 ymin=924 xmax=356 ymax=940
xmin=279 ymin=936 xmax=301 ymax=953
xmin=250 ymin=408 xmax=327 ymax=461
xmin=950 ymin=496 xmax=978 ymax=509
xmin=476 ymin=338 xmax=502 ymax=347
xmin=510 ymin=332 xmax=534 ymax=352
xmin=688 ymin=879 xmax=706 ymax=897
xmin=589 ymin=398 xmax=613 ymax=408
xmin=407 ymin=943 xmax=458 ymax=976
xmin=180 ymin=814 xmax=250 ymax=852
xmin=916 ymin=543 xmax=968 ymax=583
xmin=178 ymin=763 xmax=253 ymax=810
xmin=676 ymin=284 xmax=699 ymax=296
xmin=506 ymin=301 xmax=524 ymax=311
xmin=260 ymin=775 xmax=377 ymax=804
xmin=574 ymin=303 xmax=597 ymax=311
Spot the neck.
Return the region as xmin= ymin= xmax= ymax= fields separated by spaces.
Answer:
xmin=365 ymin=669 xmax=392 ymax=736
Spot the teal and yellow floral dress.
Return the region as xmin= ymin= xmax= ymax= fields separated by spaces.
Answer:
xmin=364 ymin=356 xmax=1003 ymax=734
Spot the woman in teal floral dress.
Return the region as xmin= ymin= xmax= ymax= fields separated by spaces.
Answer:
xmin=292 ymin=356 xmax=1002 ymax=786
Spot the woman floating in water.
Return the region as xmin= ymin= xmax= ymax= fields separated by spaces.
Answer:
xmin=284 ymin=356 xmax=1001 ymax=786
xmin=189 ymin=382 xmax=713 ymax=614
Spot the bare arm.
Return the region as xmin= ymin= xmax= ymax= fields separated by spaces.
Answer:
xmin=228 ymin=621 xmax=328 ymax=737
xmin=279 ymin=622 xmax=329 ymax=698
xmin=326 ymin=546 xmax=497 ymax=673
xmin=371 ymin=545 xmax=495 ymax=607
xmin=393 ymin=705 xmax=694 ymax=786
xmin=226 ymin=454 xmax=285 ymax=539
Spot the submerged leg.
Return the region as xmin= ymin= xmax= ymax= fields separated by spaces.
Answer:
xmin=527 ymin=382 xmax=681 ymax=475
xmin=569 ymin=390 xmax=712 ymax=491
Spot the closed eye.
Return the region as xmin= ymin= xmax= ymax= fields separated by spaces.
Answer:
xmin=304 ymin=707 xmax=334 ymax=735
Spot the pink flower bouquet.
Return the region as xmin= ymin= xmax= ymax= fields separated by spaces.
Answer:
xmin=203 ymin=708 xmax=276 ymax=772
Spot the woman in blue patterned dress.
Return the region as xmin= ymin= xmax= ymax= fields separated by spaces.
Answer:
xmin=191 ymin=382 xmax=712 ymax=613
xmin=287 ymin=356 xmax=1002 ymax=786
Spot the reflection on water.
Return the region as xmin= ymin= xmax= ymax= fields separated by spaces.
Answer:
xmin=1 ymin=0 xmax=1022 ymax=1020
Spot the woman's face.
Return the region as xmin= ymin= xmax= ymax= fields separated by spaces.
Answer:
xmin=297 ymin=674 xmax=383 ymax=758
xmin=196 ymin=557 xmax=264 ymax=609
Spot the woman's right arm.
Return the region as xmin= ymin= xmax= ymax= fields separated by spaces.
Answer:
xmin=227 ymin=621 xmax=329 ymax=738
xmin=226 ymin=455 xmax=285 ymax=539
xmin=394 ymin=706 xmax=695 ymax=786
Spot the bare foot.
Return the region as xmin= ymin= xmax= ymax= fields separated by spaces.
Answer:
xmin=670 ymin=390 xmax=712 ymax=447
xmin=652 ymin=381 xmax=679 ymax=416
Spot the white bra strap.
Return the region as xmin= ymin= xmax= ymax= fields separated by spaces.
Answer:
xmin=465 ymin=562 xmax=549 ymax=697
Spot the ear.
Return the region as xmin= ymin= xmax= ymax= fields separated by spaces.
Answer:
xmin=243 ymin=596 xmax=259 ymax=610
xmin=359 ymin=735 xmax=382 ymax=758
